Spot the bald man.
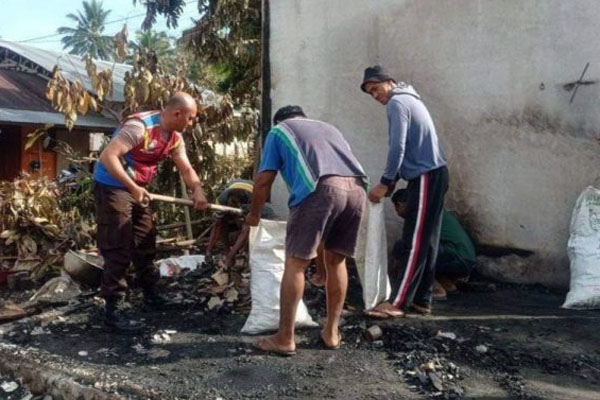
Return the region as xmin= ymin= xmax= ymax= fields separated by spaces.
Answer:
xmin=94 ymin=92 xmax=208 ymax=334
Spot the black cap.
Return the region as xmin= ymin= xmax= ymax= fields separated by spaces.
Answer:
xmin=360 ymin=65 xmax=396 ymax=92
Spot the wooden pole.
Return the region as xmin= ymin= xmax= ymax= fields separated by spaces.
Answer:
xmin=179 ymin=176 xmax=194 ymax=241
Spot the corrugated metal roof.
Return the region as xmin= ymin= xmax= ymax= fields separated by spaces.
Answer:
xmin=0 ymin=108 xmax=117 ymax=129
xmin=0 ymin=69 xmax=116 ymax=128
xmin=0 ymin=40 xmax=131 ymax=102
xmin=0 ymin=69 xmax=55 ymax=112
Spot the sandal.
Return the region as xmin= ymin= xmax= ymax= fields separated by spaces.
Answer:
xmin=252 ymin=336 xmax=296 ymax=357
xmin=365 ymin=303 xmax=405 ymax=319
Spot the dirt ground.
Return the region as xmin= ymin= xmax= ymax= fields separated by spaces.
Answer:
xmin=1 ymin=274 xmax=599 ymax=400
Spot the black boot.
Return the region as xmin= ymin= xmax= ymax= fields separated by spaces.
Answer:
xmin=104 ymin=298 xmax=145 ymax=334
xmin=143 ymin=287 xmax=176 ymax=309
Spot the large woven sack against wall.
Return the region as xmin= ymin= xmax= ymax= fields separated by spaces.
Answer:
xmin=241 ymin=219 xmax=318 ymax=334
xmin=354 ymin=202 xmax=391 ymax=310
xmin=563 ymin=186 xmax=600 ymax=309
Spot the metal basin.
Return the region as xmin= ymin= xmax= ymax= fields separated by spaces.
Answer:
xmin=63 ymin=250 xmax=104 ymax=288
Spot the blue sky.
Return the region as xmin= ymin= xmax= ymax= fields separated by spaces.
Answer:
xmin=0 ymin=0 xmax=200 ymax=51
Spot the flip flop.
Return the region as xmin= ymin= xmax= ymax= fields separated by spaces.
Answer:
xmin=364 ymin=308 xmax=405 ymax=319
xmin=320 ymin=330 xmax=342 ymax=350
xmin=252 ymin=337 xmax=296 ymax=357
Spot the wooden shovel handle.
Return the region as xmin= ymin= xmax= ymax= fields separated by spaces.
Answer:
xmin=143 ymin=193 xmax=243 ymax=215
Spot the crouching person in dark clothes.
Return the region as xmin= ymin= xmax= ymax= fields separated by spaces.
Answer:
xmin=206 ymin=179 xmax=276 ymax=267
xmin=361 ymin=65 xmax=448 ymax=318
xmin=246 ymin=106 xmax=368 ymax=355
xmin=391 ymin=189 xmax=476 ymax=300
xmin=94 ymin=92 xmax=208 ymax=334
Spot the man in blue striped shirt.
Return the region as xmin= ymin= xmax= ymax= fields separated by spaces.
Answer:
xmin=246 ymin=105 xmax=367 ymax=355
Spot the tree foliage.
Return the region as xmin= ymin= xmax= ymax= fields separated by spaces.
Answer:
xmin=45 ymin=26 xmax=257 ymax=193
xmin=134 ymin=0 xmax=187 ymax=30
xmin=57 ymin=0 xmax=115 ymax=60
xmin=139 ymin=0 xmax=261 ymax=107
xmin=45 ymin=64 xmax=102 ymax=131
xmin=44 ymin=1 xmax=260 ymax=233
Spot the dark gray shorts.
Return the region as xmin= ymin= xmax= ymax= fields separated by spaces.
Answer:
xmin=286 ymin=176 xmax=366 ymax=260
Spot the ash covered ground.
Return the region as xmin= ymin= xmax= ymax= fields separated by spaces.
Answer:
xmin=1 ymin=263 xmax=599 ymax=400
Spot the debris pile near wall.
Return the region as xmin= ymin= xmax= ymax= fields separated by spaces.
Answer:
xmin=0 ymin=176 xmax=95 ymax=281
xmin=159 ymin=255 xmax=251 ymax=314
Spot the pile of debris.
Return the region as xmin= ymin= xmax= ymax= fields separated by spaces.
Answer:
xmin=397 ymin=352 xmax=465 ymax=399
xmin=0 ymin=373 xmax=48 ymax=400
xmin=1 ymin=251 xmax=251 ymax=333
xmin=378 ymin=319 xmax=600 ymax=400
xmin=159 ymin=254 xmax=251 ymax=313
xmin=387 ymin=328 xmax=466 ymax=399
xmin=0 ymin=176 xmax=95 ymax=281
xmin=0 ymin=272 xmax=91 ymax=332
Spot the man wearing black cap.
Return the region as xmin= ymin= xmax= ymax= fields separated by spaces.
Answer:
xmin=361 ymin=65 xmax=448 ymax=318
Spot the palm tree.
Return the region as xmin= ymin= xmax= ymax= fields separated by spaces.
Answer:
xmin=130 ymin=30 xmax=174 ymax=60
xmin=129 ymin=30 xmax=177 ymax=72
xmin=57 ymin=0 xmax=113 ymax=60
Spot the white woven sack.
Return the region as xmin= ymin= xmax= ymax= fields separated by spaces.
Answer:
xmin=563 ymin=186 xmax=600 ymax=309
xmin=241 ymin=219 xmax=318 ymax=333
xmin=354 ymin=202 xmax=391 ymax=310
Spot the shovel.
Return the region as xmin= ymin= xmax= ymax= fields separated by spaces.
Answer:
xmin=142 ymin=193 xmax=244 ymax=215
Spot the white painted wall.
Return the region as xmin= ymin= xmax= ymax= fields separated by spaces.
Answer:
xmin=268 ymin=0 xmax=600 ymax=287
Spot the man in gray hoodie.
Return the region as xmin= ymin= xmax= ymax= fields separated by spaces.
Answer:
xmin=361 ymin=65 xmax=448 ymax=317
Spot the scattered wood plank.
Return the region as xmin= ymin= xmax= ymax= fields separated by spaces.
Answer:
xmin=0 ymin=303 xmax=29 ymax=323
xmin=0 ymin=302 xmax=92 ymax=333
xmin=157 ymin=220 xmax=204 ymax=231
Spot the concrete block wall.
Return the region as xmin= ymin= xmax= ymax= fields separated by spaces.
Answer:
xmin=267 ymin=0 xmax=600 ymax=287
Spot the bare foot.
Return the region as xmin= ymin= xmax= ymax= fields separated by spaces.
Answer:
xmin=410 ymin=303 xmax=432 ymax=315
xmin=433 ymin=280 xmax=447 ymax=300
xmin=437 ymin=276 xmax=458 ymax=292
xmin=320 ymin=329 xmax=341 ymax=349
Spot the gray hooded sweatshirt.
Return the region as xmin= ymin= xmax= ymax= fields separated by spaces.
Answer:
xmin=380 ymin=84 xmax=447 ymax=185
